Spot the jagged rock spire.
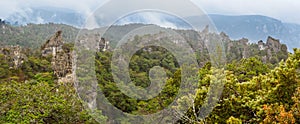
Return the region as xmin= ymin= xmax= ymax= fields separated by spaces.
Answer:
xmin=41 ymin=30 xmax=63 ymax=57
xmin=41 ymin=31 xmax=73 ymax=83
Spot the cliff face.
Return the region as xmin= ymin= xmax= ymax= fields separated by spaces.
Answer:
xmin=41 ymin=31 xmax=73 ymax=83
xmin=41 ymin=31 xmax=112 ymax=83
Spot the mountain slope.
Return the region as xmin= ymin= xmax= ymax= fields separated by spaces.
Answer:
xmin=0 ymin=23 xmax=78 ymax=48
xmin=207 ymin=14 xmax=300 ymax=51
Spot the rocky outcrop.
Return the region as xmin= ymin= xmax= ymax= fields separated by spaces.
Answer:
xmin=255 ymin=36 xmax=288 ymax=63
xmin=266 ymin=36 xmax=281 ymax=52
xmin=227 ymin=38 xmax=250 ymax=58
xmin=258 ymin=40 xmax=265 ymax=50
xmin=51 ymin=48 xmax=73 ymax=79
xmin=41 ymin=31 xmax=73 ymax=83
xmin=98 ymin=37 xmax=110 ymax=52
xmin=0 ymin=45 xmax=27 ymax=69
xmin=225 ymin=35 xmax=288 ymax=63
xmin=77 ymin=33 xmax=110 ymax=52
xmin=41 ymin=31 xmax=64 ymax=57
xmin=220 ymin=32 xmax=230 ymax=43
xmin=256 ymin=36 xmax=288 ymax=53
xmin=266 ymin=36 xmax=288 ymax=53
xmin=41 ymin=31 xmax=111 ymax=83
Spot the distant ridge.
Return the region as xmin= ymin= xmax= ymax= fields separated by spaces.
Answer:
xmin=3 ymin=7 xmax=300 ymax=50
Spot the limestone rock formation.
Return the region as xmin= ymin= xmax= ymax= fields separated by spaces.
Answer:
xmin=256 ymin=36 xmax=288 ymax=53
xmin=41 ymin=31 xmax=64 ymax=57
xmin=77 ymin=33 xmax=110 ymax=52
xmin=41 ymin=31 xmax=73 ymax=83
xmin=42 ymin=31 xmax=111 ymax=83
xmin=220 ymin=32 xmax=231 ymax=43
xmin=227 ymin=38 xmax=250 ymax=59
xmin=98 ymin=37 xmax=110 ymax=52
xmin=266 ymin=36 xmax=281 ymax=52
xmin=258 ymin=40 xmax=265 ymax=50
xmin=0 ymin=45 xmax=27 ymax=69
xmin=225 ymin=34 xmax=288 ymax=63
xmin=255 ymin=36 xmax=288 ymax=63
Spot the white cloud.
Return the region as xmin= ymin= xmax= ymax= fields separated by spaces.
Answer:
xmin=192 ymin=0 xmax=300 ymax=24
xmin=0 ymin=0 xmax=300 ymax=24
xmin=0 ymin=0 xmax=104 ymax=19
xmin=0 ymin=1 xmax=19 ymax=18
xmin=115 ymin=12 xmax=179 ymax=29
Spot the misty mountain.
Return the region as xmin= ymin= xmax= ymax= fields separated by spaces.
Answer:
xmin=114 ymin=12 xmax=191 ymax=29
xmin=6 ymin=7 xmax=84 ymax=27
xmin=4 ymin=7 xmax=300 ymax=50
xmin=207 ymin=14 xmax=284 ymax=40
xmin=207 ymin=14 xmax=300 ymax=51
xmin=116 ymin=14 xmax=300 ymax=50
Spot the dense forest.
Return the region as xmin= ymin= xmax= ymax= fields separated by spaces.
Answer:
xmin=0 ymin=23 xmax=299 ymax=123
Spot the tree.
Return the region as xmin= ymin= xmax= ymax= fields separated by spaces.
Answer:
xmin=0 ymin=80 xmax=106 ymax=123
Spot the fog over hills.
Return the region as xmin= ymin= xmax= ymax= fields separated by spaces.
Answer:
xmin=6 ymin=7 xmax=84 ymax=27
xmin=3 ymin=7 xmax=300 ymax=50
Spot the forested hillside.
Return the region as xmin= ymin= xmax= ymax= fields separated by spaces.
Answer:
xmin=0 ymin=23 xmax=299 ymax=123
xmin=0 ymin=22 xmax=78 ymax=48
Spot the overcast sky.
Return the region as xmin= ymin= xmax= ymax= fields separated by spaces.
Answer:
xmin=1 ymin=0 xmax=300 ymax=24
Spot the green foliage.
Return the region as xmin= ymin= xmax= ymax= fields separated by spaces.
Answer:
xmin=0 ymin=23 xmax=78 ymax=49
xmin=226 ymin=116 xmax=242 ymax=124
xmin=95 ymin=50 xmax=180 ymax=117
xmin=33 ymin=72 xmax=55 ymax=85
xmin=0 ymin=81 xmax=105 ymax=123
xmin=0 ymin=23 xmax=297 ymax=123
xmin=171 ymin=49 xmax=300 ymax=123
xmin=0 ymin=54 xmax=11 ymax=79
xmin=226 ymin=57 xmax=271 ymax=82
